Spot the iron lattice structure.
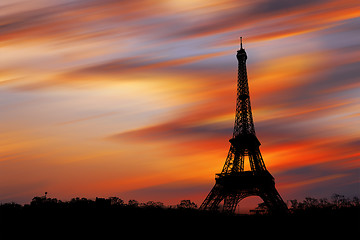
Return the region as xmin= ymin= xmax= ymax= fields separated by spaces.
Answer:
xmin=200 ymin=38 xmax=288 ymax=214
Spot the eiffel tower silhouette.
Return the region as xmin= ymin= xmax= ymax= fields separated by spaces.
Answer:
xmin=200 ymin=38 xmax=288 ymax=214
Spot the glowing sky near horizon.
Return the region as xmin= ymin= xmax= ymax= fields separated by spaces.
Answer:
xmin=0 ymin=0 xmax=359 ymax=205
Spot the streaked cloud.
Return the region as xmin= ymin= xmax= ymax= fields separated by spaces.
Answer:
xmin=0 ymin=0 xmax=359 ymax=205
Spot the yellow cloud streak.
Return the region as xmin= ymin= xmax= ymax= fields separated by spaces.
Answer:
xmin=280 ymin=174 xmax=348 ymax=189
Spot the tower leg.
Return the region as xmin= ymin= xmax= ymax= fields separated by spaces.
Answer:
xmin=223 ymin=194 xmax=239 ymax=212
xmin=223 ymin=193 xmax=249 ymax=212
xmin=259 ymin=186 xmax=288 ymax=214
xmin=200 ymin=184 xmax=224 ymax=211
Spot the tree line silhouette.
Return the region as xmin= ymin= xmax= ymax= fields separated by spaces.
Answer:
xmin=0 ymin=193 xmax=358 ymax=236
xmin=1 ymin=193 xmax=359 ymax=214
xmin=289 ymin=194 xmax=359 ymax=215
xmin=1 ymin=196 xmax=198 ymax=210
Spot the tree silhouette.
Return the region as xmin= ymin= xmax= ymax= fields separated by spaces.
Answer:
xmin=127 ymin=199 xmax=139 ymax=207
xmin=108 ymin=197 xmax=124 ymax=206
xmin=177 ymin=200 xmax=197 ymax=209
xmin=143 ymin=201 xmax=164 ymax=208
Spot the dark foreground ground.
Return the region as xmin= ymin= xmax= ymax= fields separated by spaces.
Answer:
xmin=1 ymin=197 xmax=359 ymax=238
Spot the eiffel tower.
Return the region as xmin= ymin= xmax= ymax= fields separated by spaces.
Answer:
xmin=200 ymin=38 xmax=288 ymax=214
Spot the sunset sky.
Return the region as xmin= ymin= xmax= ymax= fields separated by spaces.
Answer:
xmin=1 ymin=0 xmax=359 ymax=206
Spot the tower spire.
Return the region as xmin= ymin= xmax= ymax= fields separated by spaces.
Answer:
xmin=240 ymin=36 xmax=243 ymax=49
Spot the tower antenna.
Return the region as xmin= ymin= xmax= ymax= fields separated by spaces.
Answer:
xmin=240 ymin=37 xmax=243 ymax=49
